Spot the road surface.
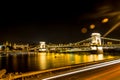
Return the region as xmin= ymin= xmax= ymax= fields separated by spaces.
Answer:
xmin=50 ymin=63 xmax=120 ymax=80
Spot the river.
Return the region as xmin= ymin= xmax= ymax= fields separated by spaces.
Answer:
xmin=0 ymin=51 xmax=120 ymax=73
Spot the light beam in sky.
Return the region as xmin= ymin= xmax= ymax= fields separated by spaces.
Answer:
xmin=103 ymin=22 xmax=120 ymax=37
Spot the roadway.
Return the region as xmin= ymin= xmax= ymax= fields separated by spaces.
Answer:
xmin=51 ymin=63 xmax=120 ymax=80
xmin=43 ymin=59 xmax=120 ymax=80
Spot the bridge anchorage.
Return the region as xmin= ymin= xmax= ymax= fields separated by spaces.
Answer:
xmin=38 ymin=33 xmax=120 ymax=53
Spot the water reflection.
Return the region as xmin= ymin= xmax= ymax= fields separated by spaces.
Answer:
xmin=0 ymin=52 xmax=119 ymax=73
xmin=12 ymin=54 xmax=18 ymax=71
xmin=38 ymin=53 xmax=47 ymax=69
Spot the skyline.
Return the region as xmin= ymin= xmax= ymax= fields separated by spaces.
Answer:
xmin=1 ymin=0 xmax=120 ymax=44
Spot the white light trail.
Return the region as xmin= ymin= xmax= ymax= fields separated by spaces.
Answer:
xmin=103 ymin=22 xmax=120 ymax=37
xmin=42 ymin=59 xmax=120 ymax=80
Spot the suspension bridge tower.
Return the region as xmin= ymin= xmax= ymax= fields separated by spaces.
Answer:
xmin=91 ymin=33 xmax=103 ymax=52
xmin=39 ymin=41 xmax=46 ymax=52
xmin=91 ymin=33 xmax=101 ymax=46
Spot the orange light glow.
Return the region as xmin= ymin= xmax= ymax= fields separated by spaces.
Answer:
xmin=102 ymin=18 xmax=109 ymax=23
xmin=90 ymin=24 xmax=95 ymax=29
xmin=81 ymin=28 xmax=87 ymax=33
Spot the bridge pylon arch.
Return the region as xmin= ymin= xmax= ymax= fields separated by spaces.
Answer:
xmin=91 ymin=33 xmax=101 ymax=46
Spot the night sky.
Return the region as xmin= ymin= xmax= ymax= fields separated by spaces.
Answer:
xmin=1 ymin=0 xmax=120 ymax=44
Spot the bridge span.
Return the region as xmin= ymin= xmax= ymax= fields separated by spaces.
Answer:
xmin=38 ymin=33 xmax=120 ymax=52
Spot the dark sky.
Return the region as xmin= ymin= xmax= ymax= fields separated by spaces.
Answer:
xmin=1 ymin=0 xmax=120 ymax=44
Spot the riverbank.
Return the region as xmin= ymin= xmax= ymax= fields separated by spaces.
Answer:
xmin=0 ymin=58 xmax=119 ymax=80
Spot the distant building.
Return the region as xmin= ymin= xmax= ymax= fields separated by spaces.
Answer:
xmin=13 ymin=43 xmax=29 ymax=50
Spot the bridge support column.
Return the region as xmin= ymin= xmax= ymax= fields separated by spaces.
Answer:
xmin=39 ymin=41 xmax=46 ymax=52
xmin=91 ymin=33 xmax=101 ymax=46
xmin=91 ymin=33 xmax=103 ymax=53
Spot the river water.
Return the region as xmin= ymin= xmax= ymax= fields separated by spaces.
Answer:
xmin=0 ymin=51 xmax=120 ymax=73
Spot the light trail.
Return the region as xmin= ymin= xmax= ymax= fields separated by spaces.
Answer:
xmin=42 ymin=59 xmax=120 ymax=80
xmin=103 ymin=22 xmax=120 ymax=37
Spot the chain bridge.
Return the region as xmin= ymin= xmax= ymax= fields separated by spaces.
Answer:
xmin=38 ymin=33 xmax=120 ymax=52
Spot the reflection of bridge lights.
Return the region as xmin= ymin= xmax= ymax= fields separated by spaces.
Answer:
xmin=39 ymin=53 xmax=47 ymax=70
xmin=89 ymin=55 xmax=94 ymax=61
xmin=38 ymin=52 xmax=46 ymax=56
xmin=98 ymin=54 xmax=103 ymax=60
